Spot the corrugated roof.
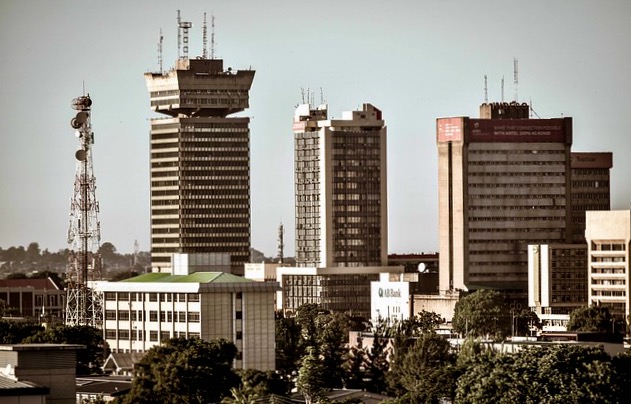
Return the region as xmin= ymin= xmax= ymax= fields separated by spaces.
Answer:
xmin=0 ymin=375 xmax=49 ymax=395
xmin=119 ymin=272 xmax=251 ymax=284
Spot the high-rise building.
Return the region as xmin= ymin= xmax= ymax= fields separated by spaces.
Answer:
xmin=293 ymin=103 xmax=388 ymax=268
xmin=586 ymin=210 xmax=630 ymax=320
xmin=570 ymin=152 xmax=613 ymax=243
xmin=144 ymin=57 xmax=255 ymax=275
xmin=437 ymin=102 xmax=573 ymax=296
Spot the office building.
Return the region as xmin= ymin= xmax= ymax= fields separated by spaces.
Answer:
xmin=144 ymin=56 xmax=255 ymax=275
xmin=586 ymin=210 xmax=630 ymax=320
xmin=570 ymin=152 xmax=612 ymax=243
xmin=97 ymin=270 xmax=278 ymax=371
xmin=437 ymin=102 xmax=573 ymax=295
xmin=293 ymin=103 xmax=388 ymax=268
xmin=528 ymin=244 xmax=588 ymax=331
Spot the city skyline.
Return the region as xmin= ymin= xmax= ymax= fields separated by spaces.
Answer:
xmin=1 ymin=0 xmax=630 ymax=256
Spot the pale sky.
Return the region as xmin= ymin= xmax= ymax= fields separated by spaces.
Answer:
xmin=1 ymin=0 xmax=630 ymax=255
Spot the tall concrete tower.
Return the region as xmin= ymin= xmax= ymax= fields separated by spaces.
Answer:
xmin=293 ymin=103 xmax=388 ymax=268
xmin=144 ymin=21 xmax=255 ymax=275
xmin=437 ymin=102 xmax=573 ymax=297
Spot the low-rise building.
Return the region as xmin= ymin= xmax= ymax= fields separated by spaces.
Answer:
xmin=0 ymin=277 xmax=65 ymax=323
xmin=96 ymin=272 xmax=278 ymax=371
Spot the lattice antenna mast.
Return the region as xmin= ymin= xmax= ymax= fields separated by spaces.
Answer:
xmin=178 ymin=11 xmax=192 ymax=60
xmin=158 ymin=28 xmax=164 ymax=73
xmin=513 ymin=57 xmax=519 ymax=102
xmin=501 ymin=76 xmax=505 ymax=102
xmin=484 ymin=74 xmax=488 ymax=103
xmin=277 ymin=222 xmax=285 ymax=264
xmin=65 ymin=94 xmax=103 ymax=328
xmin=211 ymin=14 xmax=216 ymax=59
xmin=202 ymin=13 xmax=208 ymax=59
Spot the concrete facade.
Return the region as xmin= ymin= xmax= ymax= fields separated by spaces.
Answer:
xmin=145 ymin=58 xmax=255 ymax=275
xmin=0 ymin=344 xmax=83 ymax=404
xmin=97 ymin=272 xmax=278 ymax=371
xmin=0 ymin=278 xmax=65 ymax=324
xmin=586 ymin=210 xmax=631 ymax=320
xmin=293 ymin=103 xmax=388 ymax=268
xmin=437 ymin=103 xmax=573 ymax=296
xmin=570 ymin=152 xmax=612 ymax=243
xmin=528 ymin=244 xmax=588 ymax=331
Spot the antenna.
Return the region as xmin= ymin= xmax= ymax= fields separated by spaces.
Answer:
xmin=177 ymin=10 xmax=181 ymax=59
xmin=177 ymin=10 xmax=192 ymax=60
xmin=320 ymin=87 xmax=324 ymax=104
xmin=484 ymin=75 xmax=488 ymax=103
xmin=158 ymin=28 xmax=164 ymax=73
xmin=211 ymin=14 xmax=216 ymax=59
xmin=277 ymin=222 xmax=285 ymax=264
xmin=202 ymin=13 xmax=208 ymax=59
xmin=501 ymin=76 xmax=505 ymax=103
xmin=301 ymin=87 xmax=305 ymax=104
xmin=513 ymin=57 xmax=519 ymax=102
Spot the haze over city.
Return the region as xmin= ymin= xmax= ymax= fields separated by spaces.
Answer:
xmin=1 ymin=0 xmax=630 ymax=256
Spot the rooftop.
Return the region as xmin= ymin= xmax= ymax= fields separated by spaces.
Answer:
xmin=120 ymin=272 xmax=251 ymax=284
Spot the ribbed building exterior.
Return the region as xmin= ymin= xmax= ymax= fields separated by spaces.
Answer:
xmin=144 ymin=58 xmax=255 ymax=274
xmin=437 ymin=102 xmax=573 ymax=296
xmin=293 ymin=103 xmax=388 ymax=268
xmin=570 ymin=152 xmax=613 ymax=243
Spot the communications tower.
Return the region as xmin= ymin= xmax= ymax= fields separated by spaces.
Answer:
xmin=65 ymin=94 xmax=103 ymax=327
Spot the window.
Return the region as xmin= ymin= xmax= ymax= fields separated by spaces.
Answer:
xmin=188 ymin=312 xmax=200 ymax=322
xmin=236 ymin=331 xmax=242 ymax=340
xmin=105 ymin=310 xmax=117 ymax=320
xmin=149 ymin=293 xmax=158 ymax=302
xmin=150 ymin=331 xmax=158 ymax=342
xmin=149 ymin=311 xmax=158 ymax=322
xmin=105 ymin=329 xmax=116 ymax=339
xmin=119 ymin=330 xmax=130 ymax=339
xmin=188 ymin=294 xmax=200 ymax=302
xmin=160 ymin=331 xmax=171 ymax=340
xmin=105 ymin=292 xmax=116 ymax=301
xmin=178 ymin=311 xmax=186 ymax=322
xmin=235 ymin=311 xmax=242 ymax=320
xmin=119 ymin=311 xmax=130 ymax=321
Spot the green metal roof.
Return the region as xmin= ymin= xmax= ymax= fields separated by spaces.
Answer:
xmin=120 ymin=272 xmax=252 ymax=284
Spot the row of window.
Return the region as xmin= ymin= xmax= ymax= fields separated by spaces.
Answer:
xmin=591 ymin=290 xmax=626 ymax=297
xmin=104 ymin=292 xmax=200 ymax=302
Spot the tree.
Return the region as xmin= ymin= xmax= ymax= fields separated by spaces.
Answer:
xmin=123 ymin=337 xmax=239 ymax=404
xmin=295 ymin=303 xmax=328 ymax=350
xmin=566 ymin=305 xmax=615 ymax=333
xmin=316 ymin=311 xmax=350 ymax=388
xmin=25 ymin=242 xmax=40 ymax=262
xmin=24 ymin=325 xmax=107 ymax=375
xmin=364 ymin=319 xmax=390 ymax=394
xmin=343 ymin=336 xmax=367 ymax=390
xmin=275 ymin=312 xmax=303 ymax=384
xmin=0 ymin=320 xmax=43 ymax=343
xmin=296 ymin=347 xmax=328 ymax=404
xmin=454 ymin=345 xmax=624 ymax=404
xmin=452 ymin=290 xmax=510 ymax=339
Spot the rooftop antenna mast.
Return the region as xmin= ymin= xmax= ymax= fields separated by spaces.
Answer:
xmin=513 ymin=57 xmax=519 ymax=102
xmin=177 ymin=10 xmax=192 ymax=60
xmin=158 ymin=28 xmax=164 ymax=73
xmin=484 ymin=75 xmax=488 ymax=103
xmin=501 ymin=76 xmax=505 ymax=103
xmin=202 ymin=13 xmax=208 ymax=59
xmin=320 ymin=87 xmax=324 ymax=104
xmin=211 ymin=13 xmax=216 ymax=59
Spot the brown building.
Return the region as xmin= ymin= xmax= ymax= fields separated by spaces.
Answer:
xmin=0 ymin=277 xmax=65 ymax=322
xmin=437 ymin=102 xmax=573 ymax=296
xmin=144 ymin=57 xmax=255 ymax=275
xmin=570 ymin=152 xmax=612 ymax=243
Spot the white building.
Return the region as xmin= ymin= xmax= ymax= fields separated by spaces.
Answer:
xmin=586 ymin=210 xmax=631 ymax=320
xmin=370 ymin=274 xmax=410 ymax=323
xmin=96 ymin=271 xmax=278 ymax=371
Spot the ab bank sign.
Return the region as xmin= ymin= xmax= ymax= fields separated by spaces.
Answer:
xmin=371 ymin=281 xmax=410 ymax=322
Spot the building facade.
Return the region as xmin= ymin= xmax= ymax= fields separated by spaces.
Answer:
xmin=570 ymin=152 xmax=612 ymax=243
xmin=437 ymin=102 xmax=573 ymax=295
xmin=293 ymin=103 xmax=388 ymax=268
xmin=0 ymin=277 xmax=65 ymax=323
xmin=585 ymin=210 xmax=630 ymax=320
xmin=144 ymin=57 xmax=255 ymax=275
xmin=97 ymin=272 xmax=277 ymax=371
xmin=528 ymin=244 xmax=588 ymax=331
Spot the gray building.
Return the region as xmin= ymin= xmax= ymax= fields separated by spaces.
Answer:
xmin=293 ymin=103 xmax=388 ymax=268
xmin=437 ymin=102 xmax=573 ymax=296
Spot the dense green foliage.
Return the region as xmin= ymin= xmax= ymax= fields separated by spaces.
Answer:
xmin=296 ymin=346 xmax=328 ymax=404
xmin=122 ymin=337 xmax=239 ymax=404
xmin=566 ymin=305 xmax=617 ymax=333
xmin=452 ymin=290 xmax=511 ymax=339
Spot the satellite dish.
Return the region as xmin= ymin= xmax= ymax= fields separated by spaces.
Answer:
xmin=75 ymin=149 xmax=87 ymax=161
xmin=75 ymin=112 xmax=89 ymax=124
xmin=71 ymin=118 xmax=82 ymax=129
xmin=418 ymin=263 xmax=427 ymax=273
